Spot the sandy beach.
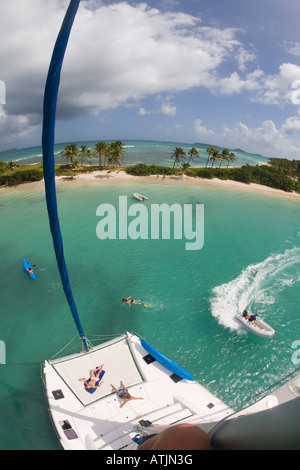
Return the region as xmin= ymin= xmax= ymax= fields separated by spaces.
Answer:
xmin=1 ymin=169 xmax=300 ymax=202
xmin=55 ymin=169 xmax=300 ymax=202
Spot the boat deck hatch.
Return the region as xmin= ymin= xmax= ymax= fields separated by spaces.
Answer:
xmin=143 ymin=354 xmax=156 ymax=364
xmin=52 ymin=389 xmax=64 ymax=400
xmin=170 ymin=373 xmax=183 ymax=383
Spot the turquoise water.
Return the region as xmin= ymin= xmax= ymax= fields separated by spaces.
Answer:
xmin=0 ymin=139 xmax=268 ymax=167
xmin=0 ymin=175 xmax=299 ymax=449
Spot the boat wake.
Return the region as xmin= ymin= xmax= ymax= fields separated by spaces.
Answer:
xmin=210 ymin=247 xmax=300 ymax=331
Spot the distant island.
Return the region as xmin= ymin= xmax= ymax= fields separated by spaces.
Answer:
xmin=232 ymin=148 xmax=247 ymax=154
xmin=0 ymin=148 xmax=18 ymax=155
xmin=193 ymin=143 xmax=266 ymax=159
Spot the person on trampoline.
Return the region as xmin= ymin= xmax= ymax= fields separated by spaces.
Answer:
xmin=110 ymin=380 xmax=144 ymax=408
xmin=83 ymin=364 xmax=105 ymax=391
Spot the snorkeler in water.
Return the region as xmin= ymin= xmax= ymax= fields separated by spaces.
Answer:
xmin=122 ymin=296 xmax=147 ymax=307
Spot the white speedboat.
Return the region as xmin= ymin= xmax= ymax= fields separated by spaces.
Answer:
xmin=234 ymin=314 xmax=275 ymax=338
xmin=133 ymin=193 xmax=148 ymax=201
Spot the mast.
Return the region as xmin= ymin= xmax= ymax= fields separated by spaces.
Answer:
xmin=42 ymin=0 xmax=88 ymax=351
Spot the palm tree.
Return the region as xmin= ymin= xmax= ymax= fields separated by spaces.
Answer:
xmin=219 ymin=148 xmax=230 ymax=168
xmin=171 ymin=147 xmax=186 ymax=169
xmin=102 ymin=144 xmax=111 ymax=168
xmin=107 ymin=141 xmax=125 ymax=167
xmin=205 ymin=146 xmax=215 ymax=168
xmin=227 ymin=152 xmax=237 ymax=167
xmin=61 ymin=143 xmax=79 ymax=165
xmin=93 ymin=141 xmax=108 ymax=168
xmin=87 ymin=148 xmax=93 ymax=167
xmin=7 ymin=160 xmax=18 ymax=172
xmin=181 ymin=162 xmax=191 ymax=175
xmin=210 ymin=147 xmax=220 ymax=168
xmin=188 ymin=147 xmax=200 ymax=165
xmin=79 ymin=145 xmax=89 ymax=166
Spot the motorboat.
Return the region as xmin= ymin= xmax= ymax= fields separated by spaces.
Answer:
xmin=133 ymin=193 xmax=148 ymax=201
xmin=234 ymin=314 xmax=275 ymax=338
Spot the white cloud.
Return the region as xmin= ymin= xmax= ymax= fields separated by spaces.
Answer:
xmin=253 ymin=63 xmax=300 ymax=106
xmin=0 ymin=0 xmax=256 ymax=147
xmin=138 ymin=100 xmax=176 ymax=116
xmin=160 ymin=102 xmax=177 ymax=116
xmin=209 ymin=62 xmax=300 ymax=107
xmin=0 ymin=105 xmax=39 ymax=149
xmin=212 ymin=70 xmax=263 ymax=96
xmin=221 ymin=120 xmax=298 ymax=157
xmin=284 ymin=41 xmax=300 ymax=57
xmin=138 ymin=107 xmax=151 ymax=116
xmin=193 ymin=119 xmax=213 ymax=137
xmin=236 ymin=47 xmax=257 ymax=72
xmin=193 ymin=117 xmax=300 ymax=158
xmin=281 ymin=115 xmax=300 ymax=135
xmin=1 ymin=0 xmax=300 ymax=154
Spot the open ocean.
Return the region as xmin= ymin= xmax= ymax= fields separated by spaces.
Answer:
xmin=0 ymin=141 xmax=299 ymax=449
xmin=0 ymin=139 xmax=268 ymax=167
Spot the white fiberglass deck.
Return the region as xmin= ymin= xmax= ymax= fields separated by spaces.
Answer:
xmin=43 ymin=333 xmax=233 ymax=450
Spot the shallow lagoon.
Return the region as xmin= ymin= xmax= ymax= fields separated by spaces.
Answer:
xmin=0 ymin=177 xmax=299 ymax=449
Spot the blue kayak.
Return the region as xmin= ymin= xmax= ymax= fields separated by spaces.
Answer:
xmin=23 ymin=258 xmax=36 ymax=280
xmin=141 ymin=339 xmax=194 ymax=381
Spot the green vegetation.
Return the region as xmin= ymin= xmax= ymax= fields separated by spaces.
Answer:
xmin=126 ymin=163 xmax=178 ymax=176
xmin=186 ymin=165 xmax=299 ymax=192
xmin=0 ymin=144 xmax=299 ymax=194
xmin=0 ymin=161 xmax=44 ymax=186
xmin=268 ymin=158 xmax=300 ymax=181
xmin=126 ymin=163 xmax=300 ymax=193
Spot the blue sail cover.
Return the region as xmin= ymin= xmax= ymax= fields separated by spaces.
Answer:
xmin=42 ymin=0 xmax=88 ymax=351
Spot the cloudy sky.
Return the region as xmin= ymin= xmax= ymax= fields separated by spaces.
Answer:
xmin=1 ymin=0 xmax=300 ymax=157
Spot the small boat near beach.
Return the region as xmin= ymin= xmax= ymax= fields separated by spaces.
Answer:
xmin=133 ymin=193 xmax=148 ymax=201
xmin=234 ymin=314 xmax=275 ymax=338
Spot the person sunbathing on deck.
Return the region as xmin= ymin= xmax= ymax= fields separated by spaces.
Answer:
xmin=110 ymin=381 xmax=144 ymax=408
xmin=83 ymin=364 xmax=105 ymax=391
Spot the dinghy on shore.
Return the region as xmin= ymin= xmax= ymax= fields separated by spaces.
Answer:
xmin=234 ymin=314 xmax=275 ymax=338
xmin=133 ymin=193 xmax=148 ymax=201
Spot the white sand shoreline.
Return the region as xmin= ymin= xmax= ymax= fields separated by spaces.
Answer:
xmin=1 ymin=169 xmax=300 ymax=202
